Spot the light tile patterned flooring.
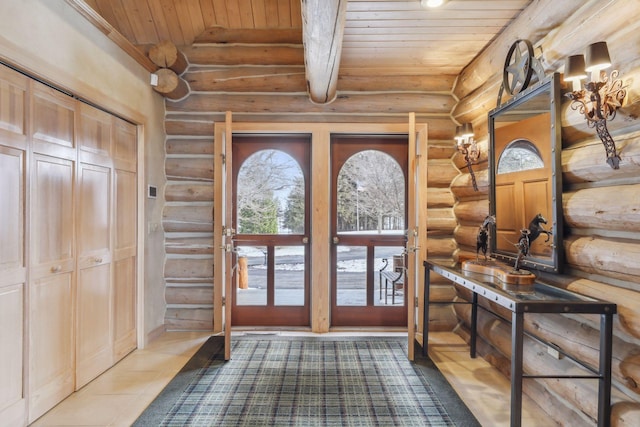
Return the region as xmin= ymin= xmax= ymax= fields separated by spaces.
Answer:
xmin=31 ymin=331 xmax=554 ymax=426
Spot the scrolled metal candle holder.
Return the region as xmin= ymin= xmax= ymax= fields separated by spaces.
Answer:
xmin=455 ymin=123 xmax=480 ymax=191
xmin=566 ymin=70 xmax=627 ymax=169
xmin=564 ymin=42 xmax=628 ymax=169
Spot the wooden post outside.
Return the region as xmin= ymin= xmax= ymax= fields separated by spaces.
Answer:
xmin=238 ymin=256 xmax=248 ymax=289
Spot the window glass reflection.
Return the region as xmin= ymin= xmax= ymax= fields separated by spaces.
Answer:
xmin=497 ymin=139 xmax=544 ymax=174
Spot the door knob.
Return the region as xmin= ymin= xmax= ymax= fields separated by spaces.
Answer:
xmin=302 ymin=237 xmax=309 ymax=244
xmin=332 ymin=236 xmax=339 ymax=244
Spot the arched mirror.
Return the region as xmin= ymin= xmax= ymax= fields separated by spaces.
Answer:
xmin=489 ymin=72 xmax=563 ymax=273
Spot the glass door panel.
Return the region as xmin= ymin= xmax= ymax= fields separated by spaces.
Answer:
xmin=330 ymin=136 xmax=408 ymax=327
xmin=375 ymin=246 xmax=406 ymax=306
xmin=235 ymin=245 xmax=267 ymax=306
xmin=336 ymin=245 xmax=367 ymax=306
xmin=274 ymin=245 xmax=305 ymax=306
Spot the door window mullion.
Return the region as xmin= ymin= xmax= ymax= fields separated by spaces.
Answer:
xmin=266 ymin=245 xmax=275 ymax=306
xmin=367 ymin=245 xmax=375 ymax=306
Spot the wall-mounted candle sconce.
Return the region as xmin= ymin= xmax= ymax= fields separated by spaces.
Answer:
xmin=455 ymin=123 xmax=480 ymax=191
xmin=564 ymin=41 xmax=628 ymax=169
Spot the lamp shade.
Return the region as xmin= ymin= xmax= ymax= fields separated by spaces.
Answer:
xmin=454 ymin=125 xmax=464 ymax=147
xmin=460 ymin=123 xmax=474 ymax=138
xmin=585 ymin=41 xmax=611 ymax=72
xmin=564 ymin=55 xmax=587 ymax=81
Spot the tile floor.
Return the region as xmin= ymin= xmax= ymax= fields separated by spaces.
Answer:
xmin=31 ymin=331 xmax=554 ymax=426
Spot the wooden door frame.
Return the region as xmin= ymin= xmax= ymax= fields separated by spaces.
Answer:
xmin=408 ymin=117 xmax=428 ymax=361
xmin=213 ymin=113 xmax=231 ymax=359
xmin=213 ymin=121 xmax=423 ymax=346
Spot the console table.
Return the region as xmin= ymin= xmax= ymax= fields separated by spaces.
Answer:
xmin=423 ymin=260 xmax=617 ymax=427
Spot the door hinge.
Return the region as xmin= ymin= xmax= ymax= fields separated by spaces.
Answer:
xmin=408 ymin=227 xmax=420 ymax=253
xmin=221 ymin=153 xmax=226 ymax=165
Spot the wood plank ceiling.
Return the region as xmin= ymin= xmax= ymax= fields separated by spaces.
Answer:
xmin=71 ymin=0 xmax=533 ymax=121
xmin=80 ymin=0 xmax=530 ymax=74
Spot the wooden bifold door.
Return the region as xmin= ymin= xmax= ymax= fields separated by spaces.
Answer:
xmin=0 ymin=63 xmax=138 ymax=425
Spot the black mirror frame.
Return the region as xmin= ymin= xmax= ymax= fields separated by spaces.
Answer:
xmin=488 ymin=72 xmax=564 ymax=273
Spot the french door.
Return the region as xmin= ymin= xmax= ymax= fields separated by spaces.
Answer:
xmin=230 ymin=135 xmax=311 ymax=327
xmin=330 ymin=135 xmax=408 ymax=327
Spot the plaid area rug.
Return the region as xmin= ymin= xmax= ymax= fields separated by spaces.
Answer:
xmin=134 ymin=336 xmax=479 ymax=427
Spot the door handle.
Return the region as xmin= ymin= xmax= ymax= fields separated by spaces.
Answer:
xmin=332 ymin=236 xmax=339 ymax=244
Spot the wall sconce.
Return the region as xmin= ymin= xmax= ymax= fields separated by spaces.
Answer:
xmin=455 ymin=123 xmax=480 ymax=191
xmin=564 ymin=41 xmax=628 ymax=169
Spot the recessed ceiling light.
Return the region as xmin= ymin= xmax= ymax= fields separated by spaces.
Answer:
xmin=421 ymin=0 xmax=446 ymax=8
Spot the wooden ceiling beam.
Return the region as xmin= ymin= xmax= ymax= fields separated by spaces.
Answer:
xmin=182 ymin=45 xmax=304 ymax=66
xmin=165 ymin=92 xmax=454 ymax=115
xmin=183 ymin=67 xmax=456 ymax=93
xmin=301 ymin=0 xmax=348 ymax=104
xmin=195 ymin=26 xmax=303 ymax=44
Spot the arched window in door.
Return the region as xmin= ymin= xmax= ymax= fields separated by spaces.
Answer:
xmin=336 ymin=150 xmax=405 ymax=234
xmin=497 ymin=139 xmax=544 ymax=174
xmin=236 ymin=149 xmax=305 ymax=235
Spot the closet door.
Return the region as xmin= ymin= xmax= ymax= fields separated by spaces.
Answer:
xmin=0 ymin=66 xmax=28 ymax=426
xmin=28 ymin=82 xmax=76 ymax=422
xmin=113 ymin=117 xmax=137 ymax=361
xmin=75 ymin=104 xmax=113 ymax=388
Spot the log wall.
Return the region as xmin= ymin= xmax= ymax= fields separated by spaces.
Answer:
xmin=163 ymin=125 xmax=215 ymax=330
xmin=425 ymin=143 xmax=459 ymax=330
xmin=161 ymin=29 xmax=461 ymax=331
xmin=451 ymin=0 xmax=640 ymax=424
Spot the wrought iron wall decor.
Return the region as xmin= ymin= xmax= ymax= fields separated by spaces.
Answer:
xmin=564 ymin=41 xmax=628 ymax=169
xmin=498 ymin=39 xmax=546 ymax=106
